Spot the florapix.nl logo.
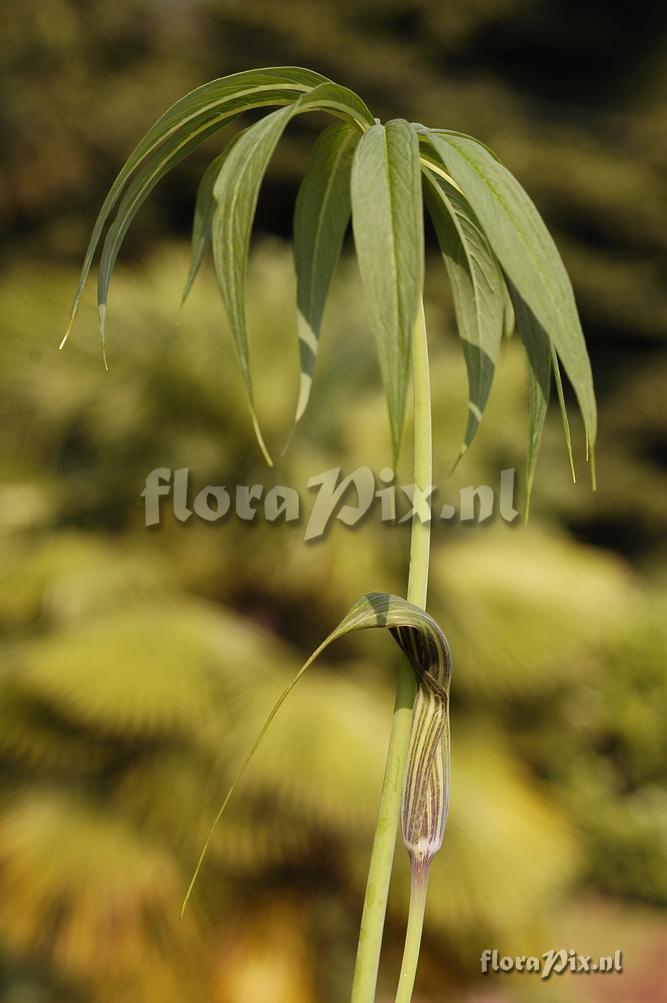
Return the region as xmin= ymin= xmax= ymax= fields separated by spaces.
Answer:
xmin=481 ymin=948 xmax=623 ymax=979
xmin=142 ymin=466 xmax=521 ymax=541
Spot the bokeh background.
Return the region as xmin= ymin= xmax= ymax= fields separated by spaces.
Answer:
xmin=1 ymin=2 xmax=666 ymax=1002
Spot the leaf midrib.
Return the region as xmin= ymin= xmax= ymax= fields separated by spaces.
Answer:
xmin=438 ymin=134 xmax=595 ymax=437
xmin=306 ymin=128 xmax=356 ymax=320
xmin=143 ymin=83 xmax=308 ymax=174
xmin=383 ymin=125 xmax=405 ymax=395
xmin=442 ymin=137 xmax=574 ymax=337
xmin=222 ymin=106 xmax=294 ymax=340
xmin=428 ymin=172 xmax=489 ymax=396
xmin=101 ymin=116 xmax=238 ymax=302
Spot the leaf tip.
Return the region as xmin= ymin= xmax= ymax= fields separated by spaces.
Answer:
xmin=448 ymin=445 xmax=466 ymax=477
xmin=251 ymin=413 xmax=273 ymax=467
xmin=58 ymin=325 xmax=72 ymax=352
xmin=551 ymin=350 xmax=576 ymax=484
xmin=567 ymin=443 xmax=576 ymax=484
xmin=293 ymin=369 xmax=312 ymax=426
xmin=389 ymin=414 xmax=406 ymax=473
xmin=524 ymin=468 xmax=536 ymax=523
xmin=590 ymin=444 xmax=597 ymax=491
xmin=280 ymin=422 xmax=297 ymax=459
xmin=98 ymin=304 xmax=110 ymax=371
xmin=61 ymin=291 xmax=83 ymax=351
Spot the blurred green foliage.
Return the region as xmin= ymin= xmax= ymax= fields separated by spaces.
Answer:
xmin=1 ymin=3 xmax=666 ymax=1002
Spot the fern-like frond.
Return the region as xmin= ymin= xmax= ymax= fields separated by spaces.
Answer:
xmin=0 ymin=793 xmax=202 ymax=981
xmin=0 ymin=533 xmax=170 ymax=627
xmin=116 ymin=750 xmax=311 ymax=873
xmin=15 ymin=599 xmax=289 ymax=738
xmin=430 ymin=528 xmax=630 ymax=698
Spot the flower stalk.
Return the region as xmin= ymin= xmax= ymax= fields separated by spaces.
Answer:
xmin=350 ymin=300 xmax=436 ymax=1003
xmin=394 ymin=871 xmax=429 ymax=1003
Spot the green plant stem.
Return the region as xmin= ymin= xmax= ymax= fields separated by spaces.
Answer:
xmin=350 ymin=664 xmax=416 ymax=1003
xmin=350 ymin=301 xmax=432 ymax=1003
xmin=394 ymin=868 xmax=430 ymax=1003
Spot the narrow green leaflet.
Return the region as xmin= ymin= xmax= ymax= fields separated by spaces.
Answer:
xmin=510 ymin=282 xmax=577 ymax=512
xmin=97 ymin=119 xmax=239 ymax=357
xmin=502 ymin=279 xmax=516 ymax=338
xmin=62 ymin=67 xmax=329 ymax=345
xmin=422 ymin=164 xmax=504 ymax=460
xmin=291 ymin=80 xmax=374 ymax=130
xmin=430 ymin=128 xmax=501 ymax=162
xmin=181 ymin=127 xmax=253 ymax=308
xmin=211 ymin=105 xmax=295 ymax=465
xmin=211 ymin=105 xmax=293 ymax=364
xmin=293 ymin=122 xmax=358 ymax=423
xmin=424 ymin=130 xmax=597 ymax=457
xmin=551 ymin=348 xmax=576 ymax=483
xmin=351 ymin=120 xmax=425 ymax=461
xmin=210 ymin=83 xmax=371 ymax=462
xmin=181 ymin=592 xmax=451 ymax=916
xmin=118 ymin=66 xmax=327 ymax=162
xmin=508 ymin=283 xmax=551 ymax=515
xmin=181 ymin=152 xmax=229 ymax=307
